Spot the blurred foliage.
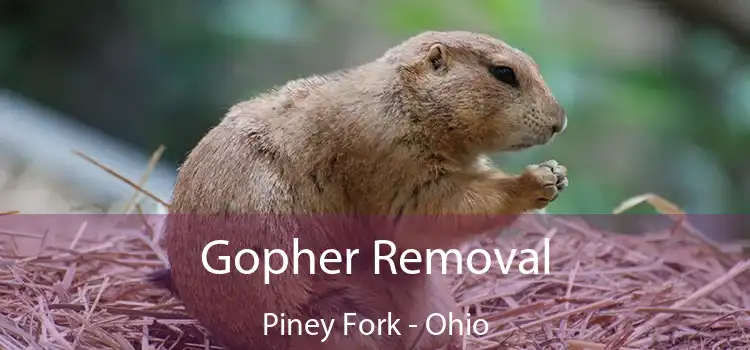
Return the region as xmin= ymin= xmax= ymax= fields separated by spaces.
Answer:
xmin=0 ymin=0 xmax=748 ymax=218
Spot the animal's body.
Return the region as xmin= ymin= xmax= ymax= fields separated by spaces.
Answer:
xmin=151 ymin=31 xmax=569 ymax=350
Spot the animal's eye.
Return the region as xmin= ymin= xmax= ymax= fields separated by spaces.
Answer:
xmin=489 ymin=65 xmax=519 ymax=87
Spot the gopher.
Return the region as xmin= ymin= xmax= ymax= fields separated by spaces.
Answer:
xmin=151 ymin=31 xmax=568 ymax=350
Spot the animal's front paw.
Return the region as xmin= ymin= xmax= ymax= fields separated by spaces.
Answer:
xmin=518 ymin=159 xmax=568 ymax=209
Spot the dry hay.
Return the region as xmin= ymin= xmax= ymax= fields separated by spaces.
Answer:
xmin=1 ymin=152 xmax=750 ymax=349
xmin=1 ymin=207 xmax=750 ymax=350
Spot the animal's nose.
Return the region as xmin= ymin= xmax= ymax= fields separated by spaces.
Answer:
xmin=550 ymin=102 xmax=567 ymax=135
xmin=552 ymin=115 xmax=567 ymax=134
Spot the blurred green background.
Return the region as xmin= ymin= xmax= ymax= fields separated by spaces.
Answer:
xmin=0 ymin=0 xmax=748 ymax=217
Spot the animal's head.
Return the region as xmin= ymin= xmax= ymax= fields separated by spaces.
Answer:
xmin=382 ymin=31 xmax=567 ymax=155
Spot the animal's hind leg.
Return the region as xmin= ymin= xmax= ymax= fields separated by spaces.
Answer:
xmin=288 ymin=313 xmax=399 ymax=350
xmin=289 ymin=281 xmax=408 ymax=350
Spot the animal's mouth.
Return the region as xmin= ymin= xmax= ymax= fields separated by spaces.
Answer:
xmin=509 ymin=134 xmax=553 ymax=150
xmin=509 ymin=143 xmax=534 ymax=150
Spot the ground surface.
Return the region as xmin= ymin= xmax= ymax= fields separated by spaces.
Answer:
xmin=1 ymin=212 xmax=749 ymax=350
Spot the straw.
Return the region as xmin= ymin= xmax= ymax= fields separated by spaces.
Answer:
xmin=1 ymin=150 xmax=748 ymax=349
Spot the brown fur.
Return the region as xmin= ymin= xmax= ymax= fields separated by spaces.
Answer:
xmin=157 ymin=31 xmax=568 ymax=349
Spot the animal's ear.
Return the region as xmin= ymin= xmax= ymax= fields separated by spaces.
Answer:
xmin=424 ymin=43 xmax=449 ymax=71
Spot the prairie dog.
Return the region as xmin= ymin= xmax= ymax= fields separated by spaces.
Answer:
xmin=154 ymin=31 xmax=568 ymax=350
